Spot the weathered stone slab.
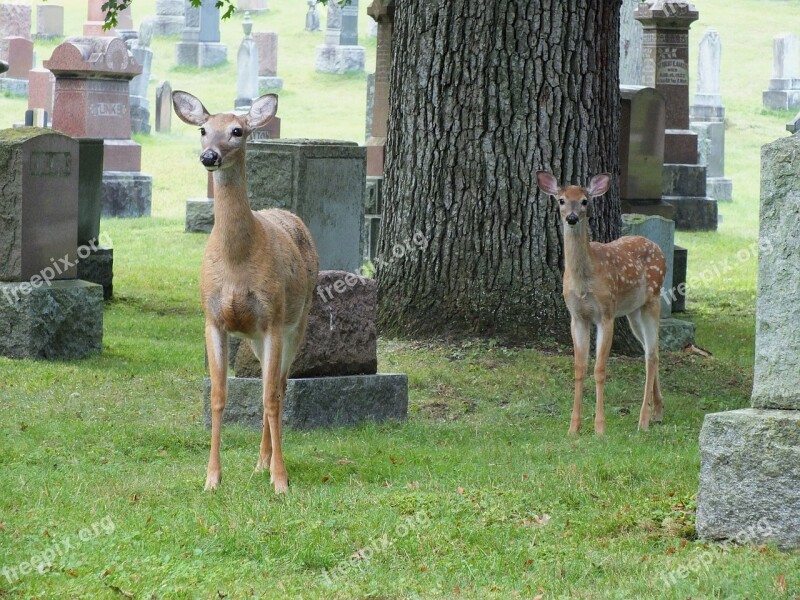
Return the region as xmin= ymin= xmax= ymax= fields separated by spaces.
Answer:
xmin=664 ymin=195 xmax=718 ymax=231
xmin=204 ymin=374 xmax=408 ymax=429
xmin=235 ymin=270 xmax=377 ymax=378
xmin=0 ymin=280 xmax=103 ymax=359
xmin=753 ymin=134 xmax=800 ymax=410
xmin=658 ymin=318 xmax=695 ymax=352
xmin=0 ymin=128 xmax=79 ymax=282
xmin=102 ymin=171 xmax=152 ymax=217
xmin=185 ymin=198 xmax=214 ymax=233
xmin=697 ymin=409 xmax=800 ymax=549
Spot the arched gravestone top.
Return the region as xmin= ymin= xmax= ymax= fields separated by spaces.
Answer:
xmin=43 ymin=36 xmax=142 ymax=79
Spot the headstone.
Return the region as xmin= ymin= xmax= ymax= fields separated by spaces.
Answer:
xmin=696 ymin=132 xmax=800 ymax=550
xmin=620 ymin=0 xmax=644 ymax=86
xmin=175 ymin=0 xmax=227 ymax=67
xmin=316 ymin=0 xmax=365 ymax=74
xmin=236 ymin=270 xmax=378 ymax=378
xmin=365 ymin=0 xmax=394 ymax=176
xmin=128 ymin=19 xmax=155 ymax=134
xmin=155 ymin=80 xmax=172 ymax=133
xmin=0 ymin=128 xmax=103 ymax=360
xmin=0 ymin=36 xmax=33 ymax=96
xmin=45 ymin=36 xmax=152 ymax=218
xmin=253 ymin=31 xmax=283 ymax=92
xmin=27 ymin=67 xmax=54 ymax=115
xmin=83 ymin=0 xmax=131 ymax=37
xmin=619 ymin=85 xmax=671 ymax=218
xmin=246 ymin=139 xmax=366 ymax=273
xmin=635 ymin=1 xmax=717 ymax=231
xmin=305 ymin=0 xmax=320 ymax=32
xmin=690 ymin=28 xmax=732 ymax=203
xmin=204 ymin=270 xmax=408 ymax=430
xmin=36 ymin=4 xmax=64 ymax=39
xmin=621 ymin=214 xmax=675 ymax=318
xmin=762 ymin=33 xmax=800 ymax=111
xmin=234 ymin=13 xmax=259 ymax=110
xmin=153 ymin=0 xmax=185 ymax=36
xmin=0 ymin=4 xmax=31 ymax=46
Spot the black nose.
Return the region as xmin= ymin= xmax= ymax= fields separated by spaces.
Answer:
xmin=566 ymin=213 xmax=579 ymax=226
xmin=200 ymin=150 xmax=220 ymax=168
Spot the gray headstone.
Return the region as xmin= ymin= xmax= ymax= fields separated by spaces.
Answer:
xmin=763 ymin=33 xmax=800 ymax=110
xmin=199 ymin=0 xmax=221 ymax=43
xmin=340 ymin=0 xmax=358 ymax=46
xmin=235 ymin=13 xmax=259 ymax=109
xmin=696 ymin=131 xmax=800 ymax=550
xmin=621 ymin=214 xmax=675 ymax=318
xmin=0 ymin=128 xmax=79 ymax=282
xmin=619 ymin=0 xmax=644 ymax=86
xmin=155 ymin=80 xmax=172 ymax=133
xmin=693 ymin=28 xmax=723 ymax=111
xmin=246 ymin=139 xmax=366 ymax=273
xmin=619 ymin=85 xmax=665 ymax=203
xmin=324 ymin=0 xmax=342 ymax=45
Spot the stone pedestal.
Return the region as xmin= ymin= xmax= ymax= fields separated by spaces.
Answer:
xmin=77 ymin=247 xmax=113 ymax=300
xmin=36 ymin=5 xmax=64 ymax=39
xmin=315 ymin=44 xmax=366 ymax=74
xmin=635 ymin=1 xmax=716 ymax=231
xmin=246 ymin=139 xmax=366 ymax=273
xmin=0 ymin=280 xmax=103 ymax=359
xmin=203 ymin=374 xmax=408 ymax=430
xmin=102 ymin=171 xmax=152 ymax=217
xmin=175 ymin=0 xmax=227 ymax=67
xmin=696 ymin=132 xmax=800 ymax=550
xmin=185 ymin=197 xmax=215 ymax=233
xmin=153 ymin=0 xmax=185 ymax=36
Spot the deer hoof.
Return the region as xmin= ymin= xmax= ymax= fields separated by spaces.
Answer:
xmin=255 ymin=456 xmax=272 ymax=473
xmin=594 ymin=422 xmax=606 ymax=436
xmin=273 ymin=478 xmax=289 ymax=494
xmin=204 ymin=472 xmax=221 ymax=491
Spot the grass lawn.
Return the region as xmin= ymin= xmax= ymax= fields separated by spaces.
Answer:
xmin=1 ymin=0 xmax=800 ymax=598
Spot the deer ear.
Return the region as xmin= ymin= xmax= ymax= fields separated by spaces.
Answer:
xmin=587 ymin=173 xmax=612 ymax=198
xmin=536 ymin=171 xmax=561 ymax=197
xmin=247 ymin=94 xmax=278 ymax=130
xmin=172 ymin=91 xmax=211 ymax=126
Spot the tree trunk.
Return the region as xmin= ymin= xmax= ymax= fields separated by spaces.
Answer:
xmin=377 ymin=0 xmax=639 ymax=352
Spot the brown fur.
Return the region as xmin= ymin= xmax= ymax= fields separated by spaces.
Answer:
xmin=174 ymin=91 xmax=319 ymax=492
xmin=537 ymin=172 xmax=666 ymax=435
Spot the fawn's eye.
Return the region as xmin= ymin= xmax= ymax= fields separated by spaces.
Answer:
xmin=199 ymin=127 xmax=206 ymax=136
xmin=232 ymin=127 xmax=243 ymax=137
xmin=581 ymin=199 xmax=588 ymax=206
xmin=559 ymin=199 xmax=565 ymax=206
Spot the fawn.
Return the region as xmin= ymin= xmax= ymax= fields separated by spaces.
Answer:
xmin=537 ymin=171 xmax=666 ymax=435
xmin=173 ymin=91 xmax=319 ymax=492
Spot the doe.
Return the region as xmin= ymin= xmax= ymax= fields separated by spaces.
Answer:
xmin=173 ymin=91 xmax=319 ymax=493
xmin=537 ymin=171 xmax=666 ymax=435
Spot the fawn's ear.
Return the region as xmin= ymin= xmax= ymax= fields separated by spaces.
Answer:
xmin=247 ymin=94 xmax=278 ymax=130
xmin=536 ymin=171 xmax=561 ymax=197
xmin=172 ymin=91 xmax=211 ymax=126
xmin=587 ymin=173 xmax=612 ymax=198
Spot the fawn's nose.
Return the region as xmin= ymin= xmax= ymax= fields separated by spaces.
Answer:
xmin=200 ymin=150 xmax=220 ymax=169
xmin=566 ymin=213 xmax=580 ymax=226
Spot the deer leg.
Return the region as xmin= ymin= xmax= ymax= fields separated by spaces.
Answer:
xmin=251 ymin=336 xmax=272 ymax=473
xmin=569 ymin=317 xmax=591 ymax=435
xmin=594 ymin=317 xmax=615 ymax=436
xmin=205 ymin=322 xmax=228 ymax=491
xmin=263 ymin=331 xmax=288 ymax=493
xmin=638 ymin=300 xmax=661 ymax=430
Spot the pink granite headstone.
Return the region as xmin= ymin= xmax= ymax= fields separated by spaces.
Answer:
xmin=44 ymin=37 xmax=143 ymax=171
xmin=83 ymin=0 xmax=132 ymax=37
xmin=28 ymin=68 xmax=55 ymax=113
xmin=5 ymin=37 xmax=33 ymax=79
xmin=253 ymin=31 xmax=277 ymax=77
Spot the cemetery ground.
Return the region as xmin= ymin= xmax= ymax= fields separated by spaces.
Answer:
xmin=1 ymin=0 xmax=800 ymax=597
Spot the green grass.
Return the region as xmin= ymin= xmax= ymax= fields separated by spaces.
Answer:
xmin=2 ymin=0 xmax=800 ymax=598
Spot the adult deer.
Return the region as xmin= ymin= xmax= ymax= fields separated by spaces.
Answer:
xmin=536 ymin=171 xmax=666 ymax=435
xmin=173 ymin=91 xmax=319 ymax=493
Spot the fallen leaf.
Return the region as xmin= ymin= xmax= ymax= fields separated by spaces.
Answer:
xmin=66 ymin=569 xmax=78 ymax=577
xmin=666 ymin=547 xmax=676 ymax=554
xmin=420 ymin=564 xmax=428 ymax=572
xmin=406 ymin=481 xmax=420 ymax=490
xmin=321 ymin=476 xmax=330 ymax=483
xmin=457 ymin=487 xmax=465 ymax=495
xmin=776 ymin=574 xmax=787 ymax=593
xmin=106 ymin=584 xmax=134 ymax=598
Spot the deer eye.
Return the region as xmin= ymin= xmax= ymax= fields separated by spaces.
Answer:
xmin=199 ymin=127 xmax=206 ymax=136
xmin=232 ymin=127 xmax=243 ymax=137
xmin=581 ymin=199 xmax=588 ymax=206
xmin=558 ymin=198 xmax=565 ymax=206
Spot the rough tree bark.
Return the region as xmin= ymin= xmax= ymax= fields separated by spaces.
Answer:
xmin=377 ymin=0 xmax=636 ymax=349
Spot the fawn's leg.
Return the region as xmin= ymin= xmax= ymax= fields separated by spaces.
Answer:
xmin=570 ymin=317 xmax=591 ymax=435
xmin=639 ymin=300 xmax=662 ymax=429
xmin=205 ymin=322 xmax=228 ymax=491
xmin=594 ymin=317 xmax=615 ymax=436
